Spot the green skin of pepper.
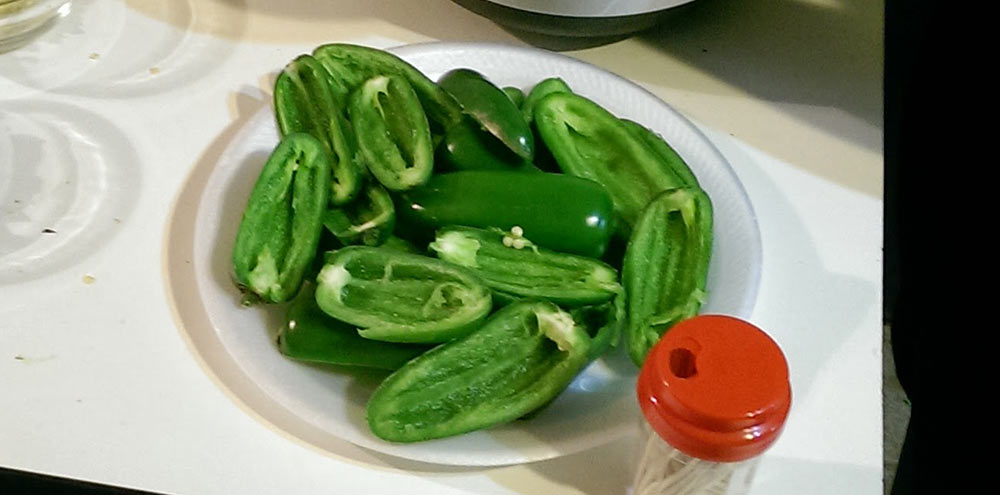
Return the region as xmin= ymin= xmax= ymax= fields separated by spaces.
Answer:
xmin=349 ymin=75 xmax=435 ymax=192
xmin=277 ymin=283 xmax=431 ymax=370
xmin=620 ymin=118 xmax=700 ymax=189
xmin=438 ymin=68 xmax=534 ymax=161
xmin=623 ymin=187 xmax=714 ymax=367
xmin=312 ymin=43 xmax=464 ymax=132
xmin=231 ymin=132 xmax=331 ymax=303
xmin=503 ymin=86 xmax=525 ymax=108
xmin=393 ymin=171 xmax=615 ymax=259
xmin=366 ymin=299 xmax=591 ymax=443
xmin=322 ymin=180 xmax=396 ymax=247
xmin=523 ymin=78 xmax=573 ymax=173
xmin=522 ymin=77 xmax=573 ymax=124
xmin=533 ymin=91 xmax=693 ymax=234
xmin=314 ymin=246 xmax=493 ymax=344
xmin=274 ymin=54 xmax=363 ymax=206
xmin=436 ymin=119 xmax=540 ymax=173
xmin=429 ymin=226 xmax=621 ymax=307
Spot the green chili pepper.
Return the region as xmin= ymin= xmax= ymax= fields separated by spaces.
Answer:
xmin=429 ymin=226 xmax=621 ymax=306
xmin=366 ymin=299 xmax=591 ymax=442
xmin=620 ymin=119 xmax=700 ymax=189
xmin=273 ymin=54 xmax=363 ymax=206
xmin=315 ymin=246 xmax=492 ymax=343
xmin=379 ymin=235 xmax=423 ymax=255
xmin=348 ymin=75 xmax=435 ymax=192
xmin=394 ymin=171 xmax=615 ymax=259
xmin=522 ymin=77 xmax=572 ymax=124
xmin=523 ymin=78 xmax=573 ymax=173
xmin=232 ymin=132 xmax=331 ymax=304
xmin=322 ymin=180 xmax=395 ymax=247
xmin=436 ymin=120 xmax=538 ymax=172
xmin=571 ymin=295 xmax=625 ymax=361
xmin=277 ymin=284 xmax=431 ymax=370
xmin=623 ymin=187 xmax=713 ymax=367
xmin=439 ymin=68 xmax=534 ymax=161
xmin=312 ymin=43 xmax=463 ymax=131
xmin=517 ymin=298 xmax=623 ymax=420
xmin=503 ymin=86 xmax=525 ymax=108
xmin=533 ymin=92 xmax=693 ymax=232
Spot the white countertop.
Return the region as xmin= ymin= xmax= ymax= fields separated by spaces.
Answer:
xmin=1 ymin=1 xmax=884 ymax=493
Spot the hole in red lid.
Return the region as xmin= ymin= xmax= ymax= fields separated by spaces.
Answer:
xmin=669 ymin=348 xmax=697 ymax=378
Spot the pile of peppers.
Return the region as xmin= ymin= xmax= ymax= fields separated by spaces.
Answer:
xmin=230 ymin=44 xmax=714 ymax=443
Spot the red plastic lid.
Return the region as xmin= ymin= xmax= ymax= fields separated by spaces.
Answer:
xmin=636 ymin=315 xmax=791 ymax=462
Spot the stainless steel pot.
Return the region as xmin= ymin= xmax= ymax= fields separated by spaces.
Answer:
xmin=452 ymin=0 xmax=696 ymax=37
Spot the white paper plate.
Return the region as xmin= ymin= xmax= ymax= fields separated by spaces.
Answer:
xmin=167 ymin=42 xmax=761 ymax=467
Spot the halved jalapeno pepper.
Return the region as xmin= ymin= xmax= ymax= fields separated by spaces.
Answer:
xmin=533 ymin=91 xmax=694 ymax=233
xmin=429 ymin=226 xmax=621 ymax=306
xmin=314 ymin=246 xmax=492 ymax=343
xmin=620 ymin=118 xmax=700 ymax=189
xmin=273 ymin=54 xmax=363 ymax=206
xmin=312 ymin=43 xmax=463 ymax=131
xmin=348 ymin=75 xmax=434 ymax=192
xmin=277 ymin=283 xmax=430 ymax=370
xmin=623 ymin=187 xmax=713 ymax=366
xmin=394 ymin=171 xmax=615 ymax=259
xmin=523 ymin=78 xmax=573 ymax=173
xmin=365 ymin=299 xmax=591 ymax=442
xmin=232 ymin=132 xmax=331 ymax=304
xmin=322 ymin=180 xmax=395 ymax=247
xmin=522 ymin=77 xmax=572 ymax=124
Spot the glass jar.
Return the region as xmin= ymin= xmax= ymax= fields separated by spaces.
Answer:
xmin=633 ymin=315 xmax=791 ymax=495
xmin=1 ymin=0 xmax=71 ymax=53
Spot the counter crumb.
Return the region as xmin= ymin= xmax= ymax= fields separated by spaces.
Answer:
xmin=14 ymin=355 xmax=24 ymax=361
xmin=89 ymin=52 xmax=100 ymax=60
xmin=83 ymin=274 xmax=96 ymax=284
xmin=149 ymin=67 xmax=160 ymax=75
xmin=42 ymin=228 xmax=57 ymax=234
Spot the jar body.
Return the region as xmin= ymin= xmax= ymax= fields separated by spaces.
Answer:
xmin=633 ymin=420 xmax=759 ymax=495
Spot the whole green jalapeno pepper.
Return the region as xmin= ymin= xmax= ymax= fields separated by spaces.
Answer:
xmin=533 ymin=91 xmax=694 ymax=233
xmin=312 ymin=43 xmax=464 ymax=131
xmin=322 ymin=180 xmax=395 ymax=247
xmin=277 ymin=284 xmax=431 ymax=370
xmin=393 ymin=171 xmax=615 ymax=259
xmin=348 ymin=75 xmax=435 ymax=192
xmin=623 ymin=187 xmax=713 ymax=367
xmin=429 ymin=226 xmax=621 ymax=306
xmin=439 ymin=68 xmax=534 ymax=161
xmin=314 ymin=246 xmax=493 ymax=344
xmin=365 ymin=299 xmax=592 ymax=442
xmin=273 ymin=54 xmax=363 ymax=206
xmin=232 ymin=132 xmax=331 ymax=304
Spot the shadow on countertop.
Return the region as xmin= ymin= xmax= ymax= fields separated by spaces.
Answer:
xmin=634 ymin=0 xmax=883 ymax=129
